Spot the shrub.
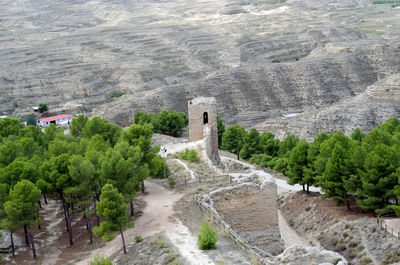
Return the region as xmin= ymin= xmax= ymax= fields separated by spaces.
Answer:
xmin=135 ymin=235 xmax=143 ymax=243
xmin=305 ymin=206 xmax=311 ymax=212
xmin=348 ymin=240 xmax=358 ymax=248
xmin=150 ymin=155 xmax=169 ymax=179
xmin=179 ymin=149 xmax=200 ymax=162
xmin=345 ymin=223 xmax=354 ymax=230
xmin=331 ymin=237 xmax=338 ymax=246
xmin=169 ymin=177 xmax=176 ymax=188
xmin=360 ymin=257 xmax=372 ymax=265
xmin=38 ymin=103 xmax=48 ymax=113
xmin=150 ymin=235 xmax=167 ymax=248
xmin=110 ymin=92 xmax=124 ymax=98
xmin=334 ymin=243 xmax=346 ymax=252
xmin=198 ymin=222 xmax=218 ymax=250
xmin=89 ymin=255 xmax=113 ymax=265
xmin=224 ymin=9 xmax=249 ymax=15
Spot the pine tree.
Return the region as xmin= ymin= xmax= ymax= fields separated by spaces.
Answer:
xmin=0 ymin=218 xmax=17 ymax=256
xmin=70 ymin=114 xmax=88 ymax=137
xmin=259 ymin=132 xmax=280 ymax=157
xmin=240 ymin=128 xmax=260 ymax=160
xmin=278 ymin=134 xmax=299 ymax=157
xmin=100 ymin=141 xmax=142 ymax=216
xmin=318 ymin=143 xmax=351 ymax=208
xmin=4 ymin=180 xmax=41 ymax=259
xmin=221 ymin=125 xmax=246 ymax=159
xmin=93 ymin=184 xmax=134 ymax=254
xmin=217 ymin=115 xmax=225 ymax=148
xmin=287 ymin=140 xmax=311 ymax=192
xmin=65 ymin=155 xmax=98 ymax=244
xmin=357 ymin=144 xmax=399 ymax=212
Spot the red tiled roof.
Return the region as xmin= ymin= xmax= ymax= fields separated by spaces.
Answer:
xmin=39 ymin=114 xmax=72 ymax=123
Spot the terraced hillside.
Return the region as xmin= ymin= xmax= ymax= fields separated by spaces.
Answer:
xmin=1 ymin=0 xmax=400 ymax=137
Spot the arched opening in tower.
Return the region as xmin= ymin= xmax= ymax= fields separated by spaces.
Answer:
xmin=203 ymin=112 xmax=208 ymax=124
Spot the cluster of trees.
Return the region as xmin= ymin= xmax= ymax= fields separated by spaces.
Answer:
xmin=0 ymin=115 xmax=167 ymax=259
xmin=134 ymin=110 xmax=188 ymax=137
xmin=220 ymin=118 xmax=400 ymax=214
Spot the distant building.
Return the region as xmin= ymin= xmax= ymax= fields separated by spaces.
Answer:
xmin=32 ymin=106 xmax=39 ymax=112
xmin=0 ymin=115 xmax=8 ymax=119
xmin=38 ymin=114 xmax=72 ymax=127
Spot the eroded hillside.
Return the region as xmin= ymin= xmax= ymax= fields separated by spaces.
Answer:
xmin=1 ymin=0 xmax=399 ymax=136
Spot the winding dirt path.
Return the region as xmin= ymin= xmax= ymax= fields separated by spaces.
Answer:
xmin=76 ymin=181 xmax=185 ymax=265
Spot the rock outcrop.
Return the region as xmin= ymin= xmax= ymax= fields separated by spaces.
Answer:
xmin=276 ymin=245 xmax=347 ymax=265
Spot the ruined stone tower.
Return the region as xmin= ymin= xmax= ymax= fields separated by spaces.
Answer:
xmin=188 ymin=97 xmax=221 ymax=165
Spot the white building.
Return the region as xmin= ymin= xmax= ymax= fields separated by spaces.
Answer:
xmin=38 ymin=114 xmax=72 ymax=127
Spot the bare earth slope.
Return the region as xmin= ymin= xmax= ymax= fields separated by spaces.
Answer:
xmin=1 ymin=0 xmax=400 ymax=137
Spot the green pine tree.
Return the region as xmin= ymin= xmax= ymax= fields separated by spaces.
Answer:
xmin=287 ymin=140 xmax=311 ymax=192
xmin=93 ymin=184 xmax=134 ymax=254
xmin=4 ymin=180 xmax=41 ymax=259
xmin=240 ymin=128 xmax=260 ymax=160
xmin=217 ymin=115 xmax=225 ymax=148
xmin=221 ymin=125 xmax=246 ymax=159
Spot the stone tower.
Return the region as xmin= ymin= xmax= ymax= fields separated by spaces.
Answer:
xmin=188 ymin=97 xmax=221 ymax=165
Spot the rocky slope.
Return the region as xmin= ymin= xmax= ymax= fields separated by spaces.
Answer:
xmin=255 ymin=72 xmax=400 ymax=140
xmin=280 ymin=192 xmax=400 ymax=265
xmin=1 ymin=0 xmax=400 ymax=138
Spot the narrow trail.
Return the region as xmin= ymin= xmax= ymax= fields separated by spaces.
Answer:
xmin=76 ymin=181 xmax=214 ymax=265
xmin=174 ymin=159 xmax=196 ymax=179
xmin=278 ymin=210 xmax=310 ymax=248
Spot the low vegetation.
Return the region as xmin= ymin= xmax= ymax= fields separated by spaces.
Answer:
xmin=109 ymin=92 xmax=124 ymax=98
xmin=198 ymin=222 xmax=218 ymax=250
xmin=89 ymin=255 xmax=113 ymax=265
xmin=179 ymin=148 xmax=200 ymax=162
xmin=224 ymin=9 xmax=249 ymax=15
xmin=169 ymin=177 xmax=176 ymax=188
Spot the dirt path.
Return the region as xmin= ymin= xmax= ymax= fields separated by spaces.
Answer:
xmin=76 ymin=181 xmax=214 ymax=265
xmin=76 ymin=181 xmax=185 ymax=265
xmin=278 ymin=210 xmax=310 ymax=248
xmin=174 ymin=159 xmax=196 ymax=179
